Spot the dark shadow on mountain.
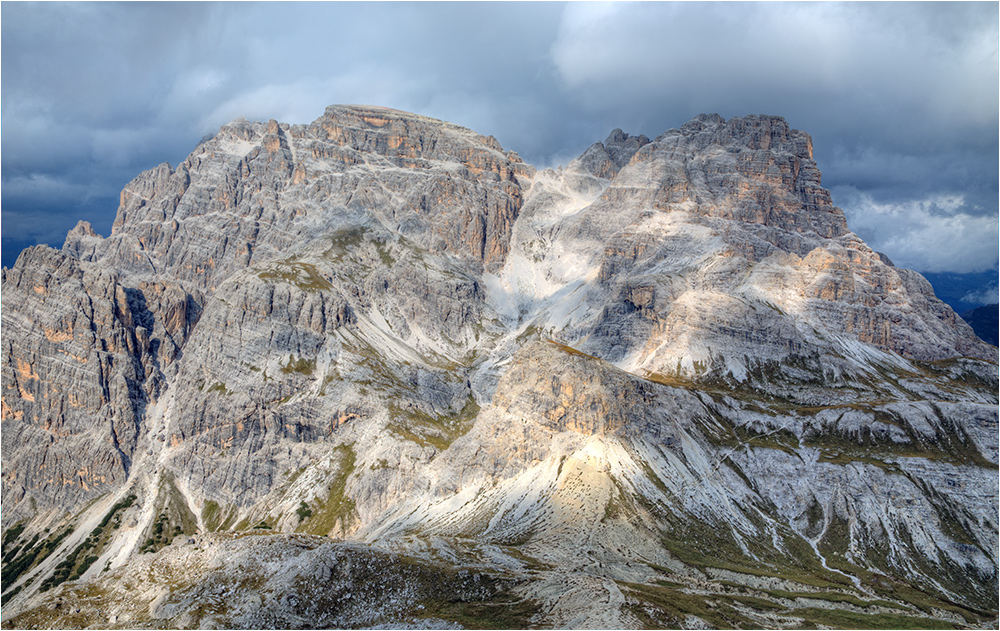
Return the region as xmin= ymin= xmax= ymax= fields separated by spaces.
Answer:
xmin=961 ymin=304 xmax=999 ymax=346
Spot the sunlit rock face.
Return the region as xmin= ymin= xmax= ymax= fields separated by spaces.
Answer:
xmin=493 ymin=341 xmax=661 ymax=437
xmin=2 ymin=107 xmax=996 ymax=629
xmin=540 ymin=113 xmax=992 ymax=382
xmin=100 ymin=105 xmax=530 ymax=291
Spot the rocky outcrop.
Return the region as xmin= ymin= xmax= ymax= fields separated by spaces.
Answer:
xmin=493 ymin=341 xmax=659 ymax=436
xmin=1 ymin=535 xmax=533 ymax=630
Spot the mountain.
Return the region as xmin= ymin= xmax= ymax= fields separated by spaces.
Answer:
xmin=2 ymin=106 xmax=997 ymax=629
xmin=961 ymin=304 xmax=999 ymax=346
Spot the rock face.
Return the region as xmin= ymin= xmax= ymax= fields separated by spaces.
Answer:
xmin=100 ymin=106 xmax=528 ymax=291
xmin=2 ymin=106 xmax=996 ymax=629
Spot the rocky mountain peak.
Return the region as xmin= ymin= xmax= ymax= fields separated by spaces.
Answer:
xmin=573 ymin=127 xmax=651 ymax=180
xmin=1 ymin=106 xmax=996 ymax=629
xmin=587 ymin=111 xmax=846 ymax=242
xmin=94 ymin=104 xmax=534 ymax=294
xmin=676 ymin=112 xmax=808 ymax=153
xmin=61 ymin=220 xmax=105 ymax=261
xmin=309 ymin=104 xmax=529 ymax=173
xmin=67 ymin=220 xmax=99 ymax=239
xmin=679 ymin=111 xmax=726 ymax=130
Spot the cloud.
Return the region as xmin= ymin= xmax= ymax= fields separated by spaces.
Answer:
xmin=823 ymin=145 xmax=998 ymax=224
xmin=196 ymin=67 xmax=429 ymax=136
xmin=3 ymin=173 xmax=95 ymax=203
xmin=1 ymin=172 xmax=120 ymax=248
xmin=833 ymin=186 xmax=999 ymax=274
xmin=550 ymin=2 xmax=998 ymax=134
xmin=1 ymin=2 xmax=996 ymax=280
xmin=962 ymin=284 xmax=999 ymax=306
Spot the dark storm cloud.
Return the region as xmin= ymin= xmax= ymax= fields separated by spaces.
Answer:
xmin=2 ymin=1 xmax=997 ymax=279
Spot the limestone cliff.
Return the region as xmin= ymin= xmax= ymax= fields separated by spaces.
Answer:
xmin=2 ymin=107 xmax=996 ymax=629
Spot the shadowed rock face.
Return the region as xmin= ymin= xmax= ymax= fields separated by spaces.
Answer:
xmin=2 ymin=245 xmax=201 ymax=511
xmin=575 ymin=128 xmax=652 ymax=180
xmin=2 ymin=107 xmax=996 ymax=628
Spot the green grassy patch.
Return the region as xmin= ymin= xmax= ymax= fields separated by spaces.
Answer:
xmin=374 ymin=240 xmax=396 ymax=267
xmin=324 ymin=227 xmax=368 ymax=260
xmin=497 ymin=545 xmax=552 ymax=572
xmin=603 ymin=492 xmax=626 ymax=522
xmin=546 ymin=340 xmax=598 ymax=360
xmin=35 ymin=494 xmax=137 ymax=593
xmin=803 ymin=404 xmax=995 ymax=470
xmin=765 ymin=588 xmax=899 ymax=609
xmin=812 ymin=521 xmax=989 ymax=625
xmin=416 ymin=593 xmax=541 ymax=629
xmin=201 ymin=500 xmax=237 ymax=532
xmin=2 ymin=523 xmax=25 ymax=554
xmin=621 ymin=581 xmax=959 ymax=630
xmin=297 ymin=444 xmax=357 ymax=535
xmin=258 ymin=261 xmax=333 ymax=292
xmin=619 ymin=580 xmax=760 ymax=629
xmin=138 ymin=475 xmax=197 ymax=554
xmin=206 ymin=381 xmax=231 ymax=395
xmin=691 ymin=403 xmax=802 ymax=455
xmin=790 ymin=606 xmax=957 ymax=629
xmin=341 ymin=332 xmax=413 ymax=393
xmin=640 ymin=461 xmax=670 ymax=497
xmin=201 ymin=500 xmax=222 ymax=532
xmin=2 ymin=530 xmax=59 ymax=592
xmin=319 ymin=372 xmax=338 ymax=395
xmin=387 ymin=396 xmax=481 ymax=452
xmin=281 ymin=355 xmax=316 ymax=376
xmin=659 ymin=514 xmax=853 ymax=591
xmin=644 ymin=371 xmax=698 ymax=389
xmin=914 ymin=357 xmax=999 ymax=394
xmin=734 ymin=424 xmax=800 ymax=455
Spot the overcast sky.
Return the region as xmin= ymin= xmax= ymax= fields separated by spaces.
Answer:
xmin=2 ymin=1 xmax=997 ymax=305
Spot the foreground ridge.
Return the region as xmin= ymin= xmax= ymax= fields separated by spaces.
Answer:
xmin=1 ymin=106 xmax=996 ymax=629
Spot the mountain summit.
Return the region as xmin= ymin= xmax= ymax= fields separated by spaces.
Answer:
xmin=2 ymin=106 xmax=996 ymax=628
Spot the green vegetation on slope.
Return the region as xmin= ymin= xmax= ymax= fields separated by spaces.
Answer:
xmin=296 ymin=444 xmax=358 ymax=536
xmin=281 ymin=355 xmax=316 ymax=376
xmin=2 ymin=526 xmax=73 ymax=596
xmin=258 ymin=261 xmax=333 ymax=292
xmin=3 ymin=494 xmax=137 ymax=599
xmin=387 ymin=395 xmax=481 ymax=452
xmin=202 ymin=500 xmax=239 ymax=532
xmin=139 ymin=476 xmax=198 ymax=555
